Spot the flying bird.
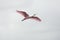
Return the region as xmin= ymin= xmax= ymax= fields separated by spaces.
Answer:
xmin=16 ymin=10 xmax=41 ymax=22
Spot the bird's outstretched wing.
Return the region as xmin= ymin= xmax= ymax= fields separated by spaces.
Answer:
xmin=29 ymin=16 xmax=41 ymax=22
xmin=16 ymin=10 xmax=29 ymax=17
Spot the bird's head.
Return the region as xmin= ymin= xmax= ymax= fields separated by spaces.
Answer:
xmin=32 ymin=14 xmax=36 ymax=17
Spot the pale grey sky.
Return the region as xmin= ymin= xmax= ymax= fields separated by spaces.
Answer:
xmin=0 ymin=0 xmax=60 ymax=40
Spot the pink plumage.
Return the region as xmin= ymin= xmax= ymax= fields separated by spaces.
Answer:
xmin=16 ymin=10 xmax=41 ymax=22
xmin=16 ymin=10 xmax=29 ymax=17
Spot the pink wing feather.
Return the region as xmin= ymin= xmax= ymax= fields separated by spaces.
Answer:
xmin=16 ymin=10 xmax=29 ymax=17
xmin=29 ymin=16 xmax=41 ymax=22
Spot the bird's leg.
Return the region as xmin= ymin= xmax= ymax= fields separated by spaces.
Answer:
xmin=21 ymin=18 xmax=26 ymax=21
xmin=21 ymin=19 xmax=24 ymax=21
xmin=21 ymin=19 xmax=25 ymax=21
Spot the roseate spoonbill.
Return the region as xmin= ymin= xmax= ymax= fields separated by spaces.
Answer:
xmin=16 ymin=10 xmax=41 ymax=22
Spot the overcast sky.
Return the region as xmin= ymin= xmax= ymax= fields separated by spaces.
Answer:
xmin=0 ymin=0 xmax=60 ymax=40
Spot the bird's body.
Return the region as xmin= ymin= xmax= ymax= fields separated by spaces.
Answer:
xmin=16 ymin=10 xmax=41 ymax=22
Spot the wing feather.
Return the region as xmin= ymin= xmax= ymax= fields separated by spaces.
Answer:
xmin=16 ymin=10 xmax=29 ymax=17
xmin=29 ymin=16 xmax=41 ymax=22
